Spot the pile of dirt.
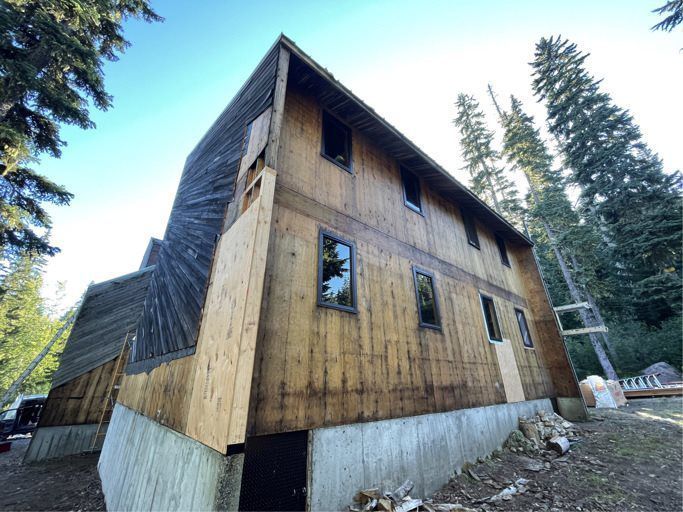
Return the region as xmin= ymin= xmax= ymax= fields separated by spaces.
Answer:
xmin=641 ymin=361 xmax=682 ymax=384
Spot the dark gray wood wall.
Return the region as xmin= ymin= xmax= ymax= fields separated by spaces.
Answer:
xmin=127 ymin=43 xmax=280 ymax=373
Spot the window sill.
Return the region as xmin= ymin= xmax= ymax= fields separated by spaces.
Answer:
xmin=317 ymin=301 xmax=358 ymax=314
xmin=468 ymin=240 xmax=481 ymax=250
xmin=487 ymin=338 xmax=504 ymax=345
xmin=320 ymin=152 xmax=353 ymax=174
xmin=404 ymin=202 xmax=425 ymax=217
xmin=419 ymin=322 xmax=443 ymax=331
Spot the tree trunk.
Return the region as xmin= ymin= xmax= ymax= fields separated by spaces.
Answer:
xmin=528 ymin=186 xmax=619 ymax=380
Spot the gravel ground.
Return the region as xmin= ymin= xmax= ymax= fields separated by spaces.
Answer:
xmin=433 ymin=397 xmax=683 ymax=512
xmin=0 ymin=436 xmax=104 ymax=511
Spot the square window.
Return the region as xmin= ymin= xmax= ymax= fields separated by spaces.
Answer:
xmin=412 ymin=267 xmax=441 ymax=329
xmin=321 ymin=111 xmax=352 ymax=172
xmin=318 ymin=231 xmax=356 ymax=312
xmin=515 ymin=309 xmax=534 ymax=348
xmin=462 ymin=210 xmax=480 ymax=249
xmin=495 ymin=234 xmax=511 ymax=267
xmin=401 ymin=168 xmax=422 ymax=213
xmin=480 ymin=294 xmax=502 ymax=343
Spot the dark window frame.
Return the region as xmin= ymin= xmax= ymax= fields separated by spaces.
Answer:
xmin=515 ymin=308 xmax=534 ymax=349
xmin=317 ymin=229 xmax=358 ymax=314
xmin=461 ymin=209 xmax=480 ymax=249
xmin=495 ymin=233 xmax=511 ymax=267
xmin=401 ymin=167 xmax=424 ymax=215
xmin=479 ymin=293 xmax=503 ymax=343
xmin=320 ymin=109 xmax=353 ymax=174
xmin=412 ymin=266 xmax=442 ymax=330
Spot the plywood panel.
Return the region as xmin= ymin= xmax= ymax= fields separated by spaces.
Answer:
xmin=186 ymin=168 xmax=276 ymax=451
xmin=494 ymin=341 xmax=526 ymax=403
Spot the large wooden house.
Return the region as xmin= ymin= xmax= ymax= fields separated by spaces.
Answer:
xmin=99 ymin=36 xmax=585 ymax=511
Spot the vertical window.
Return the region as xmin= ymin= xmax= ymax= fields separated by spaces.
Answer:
xmin=401 ymin=168 xmax=422 ymax=213
xmin=461 ymin=210 xmax=480 ymax=249
xmin=515 ymin=309 xmax=534 ymax=348
xmin=318 ymin=231 xmax=356 ymax=312
xmin=321 ymin=111 xmax=352 ymax=172
xmin=412 ymin=267 xmax=441 ymax=329
xmin=480 ymin=294 xmax=502 ymax=343
xmin=495 ymin=234 xmax=511 ymax=267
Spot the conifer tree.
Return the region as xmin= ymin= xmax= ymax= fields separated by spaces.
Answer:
xmin=531 ymin=36 xmax=682 ymax=326
xmin=0 ymin=0 xmax=162 ymax=263
xmin=652 ymin=0 xmax=682 ymax=31
xmin=454 ymin=94 xmax=523 ymax=226
xmin=492 ymin=91 xmax=618 ymax=379
xmin=0 ymin=255 xmax=68 ymax=399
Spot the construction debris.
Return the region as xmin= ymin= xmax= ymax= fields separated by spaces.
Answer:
xmin=547 ymin=435 xmax=570 ymax=455
xmin=350 ymin=479 xmax=476 ymax=512
xmin=474 ymin=478 xmax=530 ymax=503
xmin=517 ymin=410 xmax=579 ymax=449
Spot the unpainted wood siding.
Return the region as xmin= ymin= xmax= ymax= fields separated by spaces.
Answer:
xmin=40 ymin=359 xmax=117 ymax=427
xmin=246 ymin=83 xmax=577 ymax=436
xmin=128 ymin=43 xmax=280 ymax=372
xmin=118 ymin=169 xmax=277 ymax=450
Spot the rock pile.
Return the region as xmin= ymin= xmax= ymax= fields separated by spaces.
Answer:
xmin=517 ymin=410 xmax=579 ymax=449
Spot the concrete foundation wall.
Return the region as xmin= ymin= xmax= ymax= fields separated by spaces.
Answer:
xmin=309 ymin=398 xmax=553 ymax=511
xmin=99 ymin=404 xmax=239 ymax=511
xmin=24 ymin=423 xmax=100 ymax=462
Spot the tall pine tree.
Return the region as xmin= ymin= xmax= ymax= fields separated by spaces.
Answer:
xmin=531 ymin=36 xmax=682 ymax=326
xmin=0 ymin=0 xmax=162 ymax=264
xmin=454 ymin=93 xmax=523 ymax=226
xmin=492 ymin=91 xmax=618 ymax=379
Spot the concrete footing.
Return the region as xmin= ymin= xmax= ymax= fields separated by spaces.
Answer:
xmin=98 ymin=404 xmax=241 ymax=511
xmin=308 ymin=398 xmax=554 ymax=511
xmin=24 ymin=423 xmax=100 ymax=462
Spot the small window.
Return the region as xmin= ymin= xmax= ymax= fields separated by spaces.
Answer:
xmin=318 ymin=231 xmax=356 ymax=312
xmin=401 ymin=168 xmax=422 ymax=213
xmin=480 ymin=294 xmax=502 ymax=343
xmin=321 ymin=111 xmax=352 ymax=172
xmin=515 ymin=309 xmax=534 ymax=348
xmin=412 ymin=267 xmax=441 ymax=329
xmin=462 ymin=210 xmax=480 ymax=249
xmin=495 ymin=234 xmax=511 ymax=267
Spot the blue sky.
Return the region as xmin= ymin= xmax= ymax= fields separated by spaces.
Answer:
xmin=38 ymin=0 xmax=682 ymax=310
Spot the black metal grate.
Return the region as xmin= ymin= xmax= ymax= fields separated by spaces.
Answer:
xmin=238 ymin=430 xmax=308 ymax=511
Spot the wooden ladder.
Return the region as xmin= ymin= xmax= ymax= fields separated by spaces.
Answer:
xmin=90 ymin=331 xmax=132 ymax=452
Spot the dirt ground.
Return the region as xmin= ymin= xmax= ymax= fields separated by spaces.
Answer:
xmin=433 ymin=397 xmax=683 ymax=512
xmin=0 ymin=398 xmax=680 ymax=511
xmin=0 ymin=436 xmax=104 ymax=511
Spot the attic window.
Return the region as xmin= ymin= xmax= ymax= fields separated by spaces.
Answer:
xmin=462 ymin=210 xmax=480 ymax=249
xmin=401 ymin=168 xmax=422 ymax=213
xmin=515 ymin=308 xmax=534 ymax=349
xmin=495 ymin=234 xmax=511 ymax=267
xmin=412 ymin=267 xmax=441 ymax=330
xmin=480 ymin=294 xmax=502 ymax=343
xmin=321 ymin=111 xmax=352 ymax=172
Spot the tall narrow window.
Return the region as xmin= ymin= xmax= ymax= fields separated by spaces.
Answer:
xmin=401 ymin=168 xmax=422 ymax=213
xmin=412 ymin=267 xmax=441 ymax=329
xmin=495 ymin=234 xmax=511 ymax=267
xmin=480 ymin=294 xmax=502 ymax=343
xmin=515 ymin=309 xmax=534 ymax=348
xmin=321 ymin=111 xmax=352 ymax=172
xmin=318 ymin=231 xmax=356 ymax=312
xmin=461 ymin=210 xmax=480 ymax=249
